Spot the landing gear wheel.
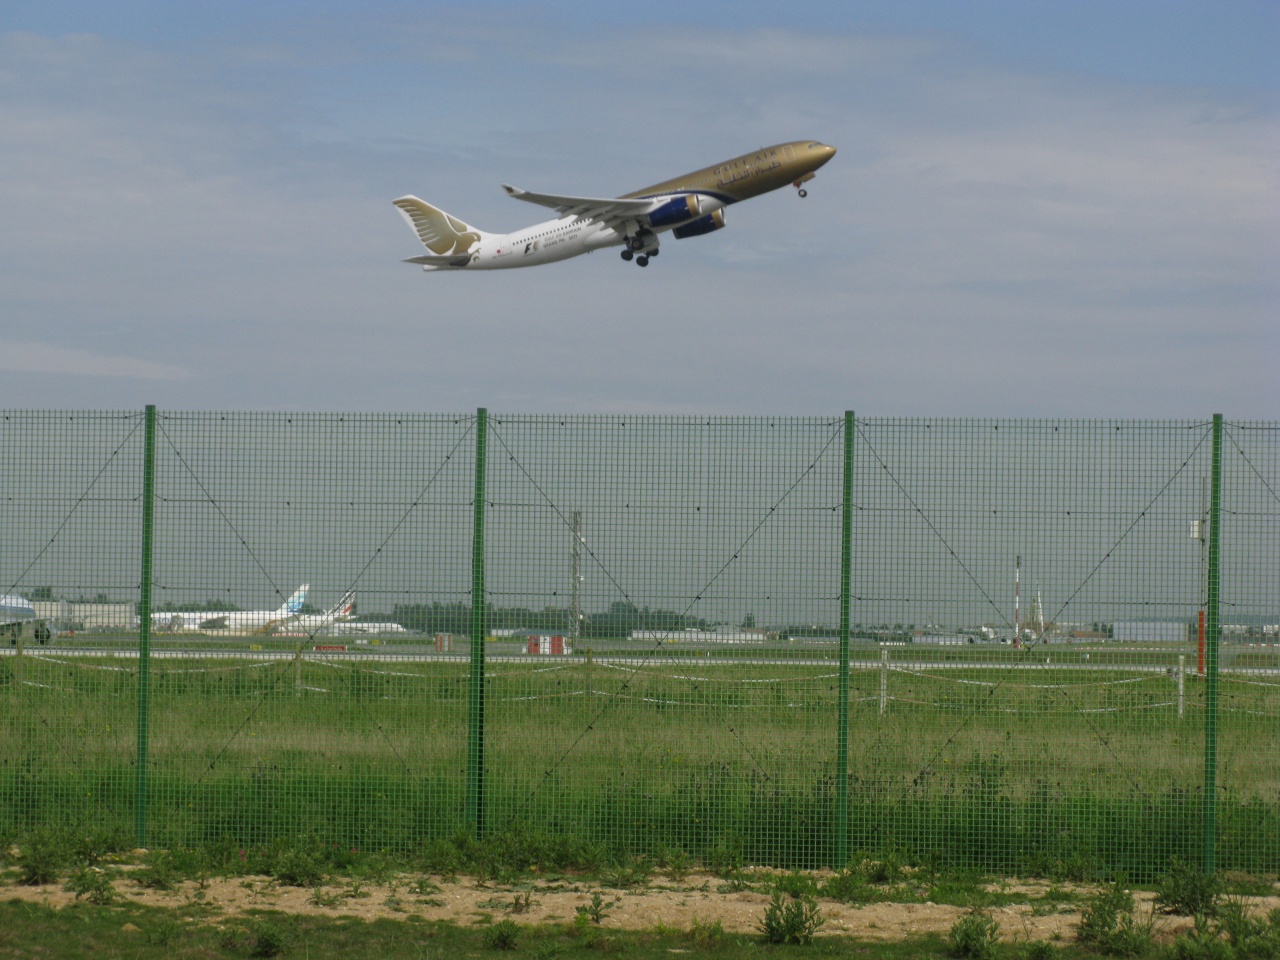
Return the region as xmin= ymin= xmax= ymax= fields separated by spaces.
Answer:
xmin=627 ymin=236 xmax=645 ymax=252
xmin=636 ymin=255 xmax=649 ymax=267
xmin=648 ymin=247 xmax=658 ymax=257
xmin=621 ymin=249 xmax=634 ymax=261
xmin=798 ymin=188 xmax=808 ymax=198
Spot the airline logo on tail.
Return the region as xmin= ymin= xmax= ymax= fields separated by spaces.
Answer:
xmin=281 ymin=585 xmax=309 ymax=616
xmin=329 ymin=590 xmax=356 ymax=621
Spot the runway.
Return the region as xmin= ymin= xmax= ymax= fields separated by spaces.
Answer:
xmin=4 ymin=642 xmax=1277 ymax=677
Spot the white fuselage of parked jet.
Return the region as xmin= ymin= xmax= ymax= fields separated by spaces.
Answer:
xmin=152 ymin=584 xmax=309 ymax=634
xmin=393 ymin=140 xmax=836 ymax=271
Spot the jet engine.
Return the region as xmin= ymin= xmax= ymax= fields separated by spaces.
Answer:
xmin=646 ymin=194 xmax=703 ymax=229
xmin=672 ymin=209 xmax=726 ymax=239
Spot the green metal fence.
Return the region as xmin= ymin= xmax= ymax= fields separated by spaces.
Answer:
xmin=1 ymin=410 xmax=1276 ymax=879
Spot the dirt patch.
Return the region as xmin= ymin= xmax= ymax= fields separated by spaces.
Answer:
xmin=4 ymin=872 xmax=1278 ymax=944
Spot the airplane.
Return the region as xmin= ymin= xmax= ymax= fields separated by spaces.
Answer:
xmin=292 ymin=590 xmax=357 ymax=635
xmin=152 ymin=584 xmax=309 ymax=634
xmin=1 ymin=594 xmax=53 ymax=644
xmin=393 ymin=140 xmax=836 ymax=270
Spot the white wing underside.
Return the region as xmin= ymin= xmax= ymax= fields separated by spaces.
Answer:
xmin=403 ymin=253 xmax=473 ymax=266
xmin=501 ymin=184 xmax=656 ymax=231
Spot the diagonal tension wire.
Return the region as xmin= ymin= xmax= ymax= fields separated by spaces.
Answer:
xmin=1223 ymin=423 xmax=1280 ymax=509
xmin=5 ymin=416 xmax=143 ymax=598
xmin=192 ymin=654 xmax=295 ymax=784
xmin=6 ymin=415 xmax=143 ymax=813
xmin=196 ymin=417 xmax=477 ymax=785
xmin=488 ymin=417 xmax=845 ymax=825
xmin=893 ymin=424 xmax=1212 ymax=805
xmin=156 ymin=419 xmax=289 ymax=609
xmin=854 ymin=422 xmax=1013 ymax=630
xmin=328 ymin=417 xmax=476 ymax=614
xmin=305 ymin=418 xmax=477 ymax=779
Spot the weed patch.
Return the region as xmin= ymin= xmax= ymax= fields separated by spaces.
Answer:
xmin=949 ymin=909 xmax=999 ymax=960
xmin=759 ymin=891 xmax=824 ymax=945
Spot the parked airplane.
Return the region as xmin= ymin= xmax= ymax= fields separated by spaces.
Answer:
xmin=293 ymin=590 xmax=356 ymax=635
xmin=393 ymin=140 xmax=836 ymax=270
xmin=1 ymin=594 xmax=52 ymax=644
xmin=153 ymin=585 xmax=309 ymax=634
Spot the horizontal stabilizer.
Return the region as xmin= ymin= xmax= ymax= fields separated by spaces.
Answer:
xmin=403 ymin=254 xmax=473 ymax=267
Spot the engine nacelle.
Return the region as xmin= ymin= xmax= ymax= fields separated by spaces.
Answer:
xmin=672 ymin=209 xmax=726 ymax=239
xmin=646 ymin=194 xmax=703 ymax=229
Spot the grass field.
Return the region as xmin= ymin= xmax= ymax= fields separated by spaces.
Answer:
xmin=2 ymin=640 xmax=1277 ymax=880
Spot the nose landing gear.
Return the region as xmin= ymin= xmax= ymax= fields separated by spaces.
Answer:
xmin=793 ymin=172 xmax=815 ymax=198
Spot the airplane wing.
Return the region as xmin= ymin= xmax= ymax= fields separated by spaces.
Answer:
xmin=501 ymin=185 xmax=657 ymax=229
xmin=403 ymin=254 xmax=474 ymax=267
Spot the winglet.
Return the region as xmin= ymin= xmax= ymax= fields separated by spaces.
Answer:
xmin=501 ymin=184 xmax=521 ymax=197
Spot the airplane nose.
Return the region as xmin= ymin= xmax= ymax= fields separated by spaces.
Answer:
xmin=812 ymin=143 xmax=836 ymax=167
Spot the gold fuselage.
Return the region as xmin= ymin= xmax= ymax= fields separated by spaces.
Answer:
xmin=623 ymin=140 xmax=837 ymax=204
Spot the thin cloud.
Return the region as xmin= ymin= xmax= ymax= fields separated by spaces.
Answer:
xmin=0 ymin=342 xmax=190 ymax=381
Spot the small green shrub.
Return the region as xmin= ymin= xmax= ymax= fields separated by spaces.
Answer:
xmin=1217 ymin=897 xmax=1280 ymax=958
xmin=1019 ymin=940 xmax=1058 ymax=960
xmin=773 ymin=870 xmax=818 ymax=899
xmin=272 ymin=847 xmax=325 ymax=887
xmin=1157 ymin=857 xmax=1222 ymax=917
xmin=759 ymin=891 xmax=824 ymax=945
xmin=18 ymin=831 xmax=70 ymax=885
xmin=145 ymin=917 xmax=185 ymax=948
xmin=221 ymin=919 xmax=298 ymax=958
xmin=821 ymin=868 xmax=878 ymax=904
xmin=1076 ymin=882 xmax=1156 ymax=958
xmin=1169 ymin=913 xmax=1233 ymax=960
xmin=949 ymin=909 xmax=999 ymax=960
xmin=689 ymin=917 xmax=726 ymax=949
xmin=134 ymin=850 xmax=185 ymax=891
xmin=660 ymin=847 xmax=691 ymax=880
xmin=575 ymin=890 xmax=619 ymax=925
xmin=70 ymin=826 xmax=129 ymax=867
xmin=862 ymin=851 xmax=904 ymax=885
xmin=602 ymin=855 xmax=652 ymax=889
xmin=484 ymin=919 xmax=520 ymax=951
xmin=1077 ymin=882 xmax=1135 ymax=946
xmin=63 ymin=866 xmax=120 ymax=905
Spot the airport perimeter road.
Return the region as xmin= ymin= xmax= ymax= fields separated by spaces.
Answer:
xmin=4 ymin=644 xmax=1278 ymax=677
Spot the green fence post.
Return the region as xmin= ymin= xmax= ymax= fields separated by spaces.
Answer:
xmin=468 ymin=408 xmax=488 ymax=838
xmin=836 ymin=411 xmax=854 ymax=868
xmin=1203 ymin=413 xmax=1223 ymax=874
xmin=135 ymin=404 xmax=157 ymax=848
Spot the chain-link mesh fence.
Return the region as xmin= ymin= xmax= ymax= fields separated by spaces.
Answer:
xmin=1 ymin=410 xmax=1275 ymax=879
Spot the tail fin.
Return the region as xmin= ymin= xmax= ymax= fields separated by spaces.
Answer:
xmin=326 ymin=590 xmax=356 ymax=622
xmin=392 ymin=196 xmax=486 ymax=256
xmin=279 ymin=584 xmax=309 ymax=617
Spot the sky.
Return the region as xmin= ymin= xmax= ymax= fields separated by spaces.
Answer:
xmin=1 ymin=1 xmax=1277 ymax=418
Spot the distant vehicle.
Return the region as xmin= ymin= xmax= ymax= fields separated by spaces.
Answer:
xmin=393 ymin=140 xmax=836 ymax=271
xmin=1 ymin=594 xmax=53 ymax=644
xmin=153 ymin=584 xmax=309 ymax=633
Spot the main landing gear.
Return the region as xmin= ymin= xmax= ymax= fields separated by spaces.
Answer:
xmin=620 ymin=230 xmax=659 ymax=267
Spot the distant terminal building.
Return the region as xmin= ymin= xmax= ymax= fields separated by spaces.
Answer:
xmin=1110 ymin=621 xmax=1189 ymax=643
xmin=32 ymin=600 xmax=134 ymax=631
